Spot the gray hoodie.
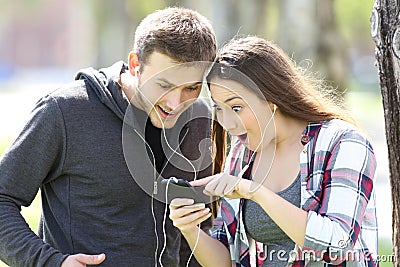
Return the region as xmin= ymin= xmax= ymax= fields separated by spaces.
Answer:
xmin=0 ymin=61 xmax=213 ymax=266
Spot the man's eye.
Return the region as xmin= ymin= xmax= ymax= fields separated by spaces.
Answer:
xmin=186 ymin=85 xmax=200 ymax=91
xmin=232 ymin=106 xmax=242 ymax=112
xmin=157 ymin=83 xmax=171 ymax=89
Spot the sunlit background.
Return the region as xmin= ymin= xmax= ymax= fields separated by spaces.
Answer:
xmin=0 ymin=0 xmax=392 ymax=266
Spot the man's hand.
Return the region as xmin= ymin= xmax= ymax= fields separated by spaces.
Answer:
xmin=61 ymin=253 xmax=106 ymax=266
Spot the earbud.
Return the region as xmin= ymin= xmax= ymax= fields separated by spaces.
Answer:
xmin=134 ymin=66 xmax=140 ymax=78
xmin=270 ymin=103 xmax=277 ymax=115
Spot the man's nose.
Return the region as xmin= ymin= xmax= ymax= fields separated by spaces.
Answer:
xmin=164 ymin=88 xmax=182 ymax=110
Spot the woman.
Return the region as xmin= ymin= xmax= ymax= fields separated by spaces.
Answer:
xmin=169 ymin=36 xmax=378 ymax=266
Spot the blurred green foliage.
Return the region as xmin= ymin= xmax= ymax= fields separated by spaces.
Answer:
xmin=0 ymin=1 xmax=391 ymax=266
xmin=335 ymin=0 xmax=375 ymax=46
xmin=0 ymin=139 xmax=10 ymax=157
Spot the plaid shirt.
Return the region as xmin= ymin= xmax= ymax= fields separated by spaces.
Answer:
xmin=211 ymin=120 xmax=378 ymax=266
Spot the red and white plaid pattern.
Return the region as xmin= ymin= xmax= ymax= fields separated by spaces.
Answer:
xmin=211 ymin=120 xmax=379 ymax=266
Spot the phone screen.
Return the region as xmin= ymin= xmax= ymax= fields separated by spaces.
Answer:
xmin=161 ymin=178 xmax=214 ymax=203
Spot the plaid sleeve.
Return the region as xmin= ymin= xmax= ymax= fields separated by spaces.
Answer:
xmin=210 ymin=139 xmax=238 ymax=250
xmin=211 ymin=216 xmax=229 ymax=249
xmin=303 ymin=129 xmax=376 ymax=264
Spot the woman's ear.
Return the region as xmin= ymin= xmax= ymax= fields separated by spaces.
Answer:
xmin=128 ymin=52 xmax=140 ymax=76
xmin=268 ymin=102 xmax=277 ymax=113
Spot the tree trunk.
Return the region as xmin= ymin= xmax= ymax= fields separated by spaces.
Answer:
xmin=277 ymin=0 xmax=347 ymax=94
xmin=371 ymin=0 xmax=400 ymax=265
xmin=315 ymin=0 xmax=348 ymax=94
xmin=207 ymin=0 xmax=268 ymax=45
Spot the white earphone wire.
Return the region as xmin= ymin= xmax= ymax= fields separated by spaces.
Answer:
xmin=130 ymin=73 xmax=203 ymax=267
xmin=133 ymin=129 xmax=159 ymax=266
xmin=239 ymin=104 xmax=276 ymax=177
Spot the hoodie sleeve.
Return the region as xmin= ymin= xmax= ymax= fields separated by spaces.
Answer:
xmin=0 ymin=94 xmax=68 ymax=266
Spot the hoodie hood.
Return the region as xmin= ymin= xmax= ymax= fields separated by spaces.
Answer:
xmin=75 ymin=61 xmax=128 ymax=121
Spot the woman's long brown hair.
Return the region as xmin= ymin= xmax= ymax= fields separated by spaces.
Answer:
xmin=208 ymin=36 xmax=357 ymax=218
xmin=211 ymin=120 xmax=226 ymax=218
xmin=209 ymin=36 xmax=355 ymax=125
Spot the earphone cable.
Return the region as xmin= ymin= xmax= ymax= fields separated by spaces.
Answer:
xmin=238 ymin=104 xmax=276 ymax=180
xmin=129 ymin=70 xmax=213 ymax=266
xmin=133 ymin=129 xmax=159 ymax=267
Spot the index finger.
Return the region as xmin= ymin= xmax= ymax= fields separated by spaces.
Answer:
xmin=170 ymin=198 xmax=195 ymax=208
xmin=190 ymin=175 xmax=216 ymax=187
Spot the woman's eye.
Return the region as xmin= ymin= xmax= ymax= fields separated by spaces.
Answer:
xmin=212 ymin=104 xmax=222 ymax=111
xmin=232 ymin=106 xmax=242 ymax=112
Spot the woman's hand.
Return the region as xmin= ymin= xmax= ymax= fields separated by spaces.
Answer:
xmin=191 ymin=173 xmax=257 ymax=199
xmin=169 ymin=198 xmax=211 ymax=234
xmin=61 ymin=253 xmax=106 ymax=267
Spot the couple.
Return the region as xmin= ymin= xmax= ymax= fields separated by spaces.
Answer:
xmin=0 ymin=7 xmax=378 ymax=267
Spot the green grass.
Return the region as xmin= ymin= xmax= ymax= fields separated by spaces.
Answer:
xmin=345 ymin=91 xmax=383 ymax=124
xmin=379 ymin=238 xmax=395 ymax=266
xmin=0 ymin=138 xmax=11 ymax=158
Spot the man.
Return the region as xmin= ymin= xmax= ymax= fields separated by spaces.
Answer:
xmin=0 ymin=7 xmax=216 ymax=266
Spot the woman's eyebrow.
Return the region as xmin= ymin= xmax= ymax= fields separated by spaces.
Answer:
xmin=224 ymin=96 xmax=243 ymax=103
xmin=210 ymin=96 xmax=243 ymax=104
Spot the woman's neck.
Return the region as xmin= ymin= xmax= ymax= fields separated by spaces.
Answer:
xmin=274 ymin=114 xmax=308 ymax=152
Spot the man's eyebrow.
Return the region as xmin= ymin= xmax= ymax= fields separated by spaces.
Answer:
xmin=156 ymin=78 xmax=175 ymax=87
xmin=185 ymin=82 xmax=202 ymax=88
xmin=156 ymin=78 xmax=201 ymax=88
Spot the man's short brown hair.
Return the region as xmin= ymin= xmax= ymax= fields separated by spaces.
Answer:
xmin=133 ymin=7 xmax=217 ymax=67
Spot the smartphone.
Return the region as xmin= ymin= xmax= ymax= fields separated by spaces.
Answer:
xmin=161 ymin=177 xmax=192 ymax=187
xmin=161 ymin=177 xmax=214 ymax=204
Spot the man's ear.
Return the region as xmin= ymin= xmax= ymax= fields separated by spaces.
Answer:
xmin=128 ymin=52 xmax=140 ymax=76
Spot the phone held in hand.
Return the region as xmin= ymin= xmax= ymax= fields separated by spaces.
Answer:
xmin=162 ymin=177 xmax=192 ymax=187
xmin=161 ymin=177 xmax=215 ymax=204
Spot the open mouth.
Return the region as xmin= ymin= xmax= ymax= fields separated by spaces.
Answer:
xmin=157 ymin=105 xmax=177 ymax=119
xmin=236 ymin=133 xmax=248 ymax=143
